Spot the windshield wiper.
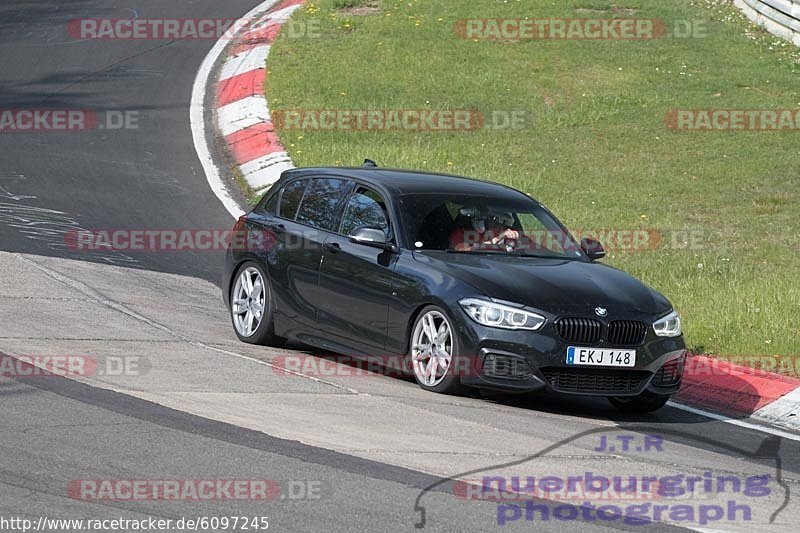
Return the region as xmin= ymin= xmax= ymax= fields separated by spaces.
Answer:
xmin=512 ymin=251 xmax=580 ymax=260
xmin=511 ymin=251 xmax=561 ymax=258
xmin=445 ymin=249 xmax=509 ymax=255
xmin=444 ymin=248 xmax=573 ymax=259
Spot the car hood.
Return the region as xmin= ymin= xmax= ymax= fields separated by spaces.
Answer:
xmin=415 ymin=252 xmax=671 ymax=317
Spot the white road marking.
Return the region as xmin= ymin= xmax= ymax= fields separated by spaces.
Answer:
xmin=668 ymin=400 xmax=800 ymax=442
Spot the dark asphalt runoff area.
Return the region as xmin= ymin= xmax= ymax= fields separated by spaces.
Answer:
xmin=0 ymin=0 xmax=243 ymax=283
xmin=0 ymin=1 xmax=798 ymax=532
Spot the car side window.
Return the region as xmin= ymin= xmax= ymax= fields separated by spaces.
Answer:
xmin=340 ymin=187 xmax=392 ymax=242
xmin=295 ymin=178 xmax=349 ymax=231
xmin=278 ymin=178 xmax=308 ymax=220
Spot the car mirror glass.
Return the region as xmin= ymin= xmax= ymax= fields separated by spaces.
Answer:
xmin=581 ymin=237 xmax=605 ymax=261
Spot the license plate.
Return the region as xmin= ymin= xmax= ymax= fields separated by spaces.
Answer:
xmin=567 ymin=347 xmax=636 ymax=367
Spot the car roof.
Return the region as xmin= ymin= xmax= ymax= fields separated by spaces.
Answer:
xmin=282 ymin=167 xmax=534 ymax=202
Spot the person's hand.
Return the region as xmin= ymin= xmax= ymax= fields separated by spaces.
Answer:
xmin=485 ymin=228 xmax=519 ymax=246
xmin=499 ymin=228 xmax=519 ymax=241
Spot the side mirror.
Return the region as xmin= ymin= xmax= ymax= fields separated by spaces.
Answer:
xmin=349 ymin=227 xmax=396 ymax=252
xmin=581 ymin=237 xmax=605 ymax=261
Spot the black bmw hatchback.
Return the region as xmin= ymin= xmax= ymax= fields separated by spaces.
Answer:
xmin=223 ymin=164 xmax=686 ymax=412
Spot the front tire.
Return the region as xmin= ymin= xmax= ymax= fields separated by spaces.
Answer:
xmin=608 ymin=391 xmax=671 ymax=413
xmin=230 ymin=261 xmax=284 ymax=346
xmin=409 ymin=306 xmax=467 ymax=395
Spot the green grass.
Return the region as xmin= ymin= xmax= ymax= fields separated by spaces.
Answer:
xmin=231 ymin=164 xmax=259 ymax=206
xmin=265 ymin=0 xmax=800 ymax=358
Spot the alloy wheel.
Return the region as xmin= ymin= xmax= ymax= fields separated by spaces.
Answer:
xmin=411 ymin=310 xmax=453 ymax=387
xmin=231 ymin=267 xmax=266 ymax=337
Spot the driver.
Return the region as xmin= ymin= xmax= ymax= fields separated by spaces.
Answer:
xmin=449 ymin=210 xmax=519 ymax=251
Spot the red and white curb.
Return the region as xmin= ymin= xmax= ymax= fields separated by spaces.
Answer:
xmin=215 ymin=0 xmax=304 ymax=194
xmin=674 ymin=354 xmax=800 ymax=431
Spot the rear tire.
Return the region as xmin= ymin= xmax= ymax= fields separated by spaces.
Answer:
xmin=230 ymin=261 xmax=285 ymax=346
xmin=409 ymin=305 xmax=467 ymax=395
xmin=608 ymin=391 xmax=671 ymax=413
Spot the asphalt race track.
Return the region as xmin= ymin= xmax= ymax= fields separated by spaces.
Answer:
xmin=1 ymin=1 xmax=799 ymax=532
xmin=0 ymin=0 xmax=240 ymax=282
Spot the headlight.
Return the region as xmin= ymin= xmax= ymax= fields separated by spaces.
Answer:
xmin=653 ymin=310 xmax=681 ymax=337
xmin=459 ymin=298 xmax=545 ymax=331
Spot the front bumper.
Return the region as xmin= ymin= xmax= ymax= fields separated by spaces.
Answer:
xmin=454 ymin=312 xmax=687 ymax=397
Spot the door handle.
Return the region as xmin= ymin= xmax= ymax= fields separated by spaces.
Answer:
xmin=272 ymin=223 xmax=286 ymax=234
xmin=323 ymin=242 xmax=341 ymax=253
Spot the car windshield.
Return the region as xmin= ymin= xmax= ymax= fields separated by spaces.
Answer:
xmin=399 ymin=194 xmax=585 ymax=259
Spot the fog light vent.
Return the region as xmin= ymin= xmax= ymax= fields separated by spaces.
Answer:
xmin=483 ymin=354 xmax=532 ymax=380
xmin=653 ymin=357 xmax=685 ymax=387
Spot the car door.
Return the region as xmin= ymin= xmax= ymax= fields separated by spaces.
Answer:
xmin=316 ymin=185 xmax=398 ymax=351
xmin=252 ymin=176 xmax=349 ymax=331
